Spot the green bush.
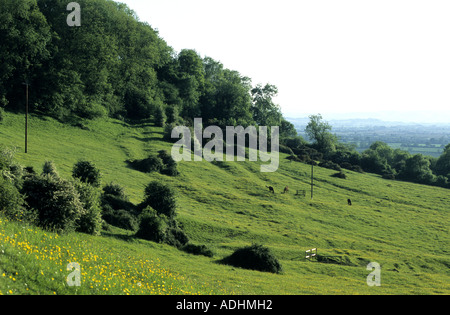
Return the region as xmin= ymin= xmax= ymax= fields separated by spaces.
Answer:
xmin=42 ymin=160 xmax=59 ymax=178
xmin=157 ymin=150 xmax=172 ymax=164
xmin=72 ymin=160 xmax=101 ymax=187
xmin=0 ymin=107 xmax=4 ymax=123
xmin=141 ymin=181 xmax=177 ymax=218
xmin=154 ymin=104 xmax=166 ymax=127
xmin=331 ymin=172 xmax=347 ymax=179
xmin=158 ymin=150 xmax=179 ymax=176
xmin=101 ymin=193 xmax=136 ymax=213
xmin=73 ymin=179 xmax=103 ymax=235
xmin=0 ymin=176 xmax=24 ymax=220
xmin=165 ymin=224 xmax=189 ymax=248
xmin=102 ymin=182 xmax=127 ymax=200
xmin=220 ymin=244 xmax=283 ymax=274
xmin=127 ymin=155 xmax=164 ymax=173
xmin=135 ymin=207 xmax=169 ymax=243
xmin=319 ymin=160 xmax=342 ymax=171
xmin=22 ymin=174 xmax=84 ymax=233
xmin=165 ymin=106 xmax=180 ymax=125
xmin=100 ymin=183 xmax=138 ymax=231
xmin=103 ymin=206 xmax=139 ymax=231
xmin=163 ymin=123 xmax=177 ymax=142
xmin=135 ymin=207 xmax=188 ymax=248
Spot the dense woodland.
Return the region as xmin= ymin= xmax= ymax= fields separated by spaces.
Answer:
xmin=1 ymin=0 xmax=449 ymax=189
xmin=0 ymin=0 xmax=294 ymax=132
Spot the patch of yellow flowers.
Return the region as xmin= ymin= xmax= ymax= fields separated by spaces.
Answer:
xmin=0 ymin=217 xmax=229 ymax=295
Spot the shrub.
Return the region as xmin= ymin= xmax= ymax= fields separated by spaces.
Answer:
xmin=157 ymin=150 xmax=172 ymax=164
xmin=135 ymin=207 xmax=169 ymax=243
xmin=158 ymin=150 xmax=179 ymax=176
xmin=165 ymin=224 xmax=189 ymax=248
xmin=331 ymin=172 xmax=347 ymax=179
xmin=42 ymin=160 xmax=59 ymax=178
xmin=154 ymin=104 xmax=166 ymax=127
xmin=101 ymin=193 xmax=136 ymax=213
xmin=0 ymin=107 xmax=4 ymax=123
xmin=100 ymin=183 xmax=138 ymax=231
xmin=141 ymin=181 xmax=176 ymax=218
xmin=0 ymin=176 xmax=24 ymax=219
xmin=382 ymin=172 xmax=396 ymax=180
xmin=22 ymin=175 xmax=84 ymax=233
xmin=319 ymin=160 xmax=342 ymax=171
xmin=350 ymin=164 xmax=364 ymax=173
xmin=127 ymin=156 xmax=164 ymax=173
xmin=0 ymin=147 xmax=23 ymax=186
xmin=102 ymin=182 xmax=127 ymax=200
xmin=103 ymin=206 xmax=139 ymax=231
xmin=165 ymin=106 xmax=180 ymax=125
xmin=220 ymin=244 xmax=283 ymax=274
xmin=161 ymin=164 xmax=179 ymax=176
xmin=135 ymin=207 xmax=188 ymax=247
xmin=73 ymin=180 xmax=103 ymax=235
xmin=72 ymin=160 xmax=101 ymax=187
xmin=181 ymin=243 xmax=214 ymax=257
xmin=163 ymin=123 xmax=176 ymax=142
xmin=23 ymin=166 xmax=36 ymax=177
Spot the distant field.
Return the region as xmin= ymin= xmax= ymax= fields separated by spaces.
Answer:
xmin=1 ymin=112 xmax=449 ymax=295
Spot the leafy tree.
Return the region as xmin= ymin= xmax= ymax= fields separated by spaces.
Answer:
xmin=305 ymin=114 xmax=338 ymax=156
xmin=199 ymin=58 xmax=253 ymax=127
xmin=177 ymin=49 xmax=205 ymax=118
xmin=280 ymin=118 xmax=297 ymax=138
xmin=251 ymin=84 xmax=282 ymax=127
xmin=360 ymin=141 xmax=395 ymax=175
xmin=398 ymin=154 xmax=436 ymax=185
xmin=0 ymin=0 xmax=51 ymax=109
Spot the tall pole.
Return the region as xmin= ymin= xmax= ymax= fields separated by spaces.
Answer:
xmin=23 ymin=82 xmax=30 ymax=154
xmin=311 ymin=163 xmax=314 ymax=199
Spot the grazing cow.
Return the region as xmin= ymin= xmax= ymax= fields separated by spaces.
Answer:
xmin=266 ymin=186 xmax=275 ymax=194
xmin=348 ymin=198 xmax=352 ymax=206
xmin=283 ymin=186 xmax=289 ymax=194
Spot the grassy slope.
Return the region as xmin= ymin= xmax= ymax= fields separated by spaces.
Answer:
xmin=0 ymin=112 xmax=449 ymax=295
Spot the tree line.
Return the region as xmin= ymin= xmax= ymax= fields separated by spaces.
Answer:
xmin=0 ymin=0 xmax=295 ymax=138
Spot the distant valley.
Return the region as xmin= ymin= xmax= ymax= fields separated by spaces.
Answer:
xmin=288 ymin=117 xmax=450 ymax=158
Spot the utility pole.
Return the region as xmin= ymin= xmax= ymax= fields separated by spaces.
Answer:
xmin=311 ymin=163 xmax=314 ymax=199
xmin=22 ymin=81 xmax=30 ymax=153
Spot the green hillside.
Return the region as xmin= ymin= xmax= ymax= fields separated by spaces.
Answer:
xmin=1 ymin=111 xmax=449 ymax=295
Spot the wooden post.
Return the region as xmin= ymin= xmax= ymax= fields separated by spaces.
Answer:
xmin=22 ymin=82 xmax=30 ymax=154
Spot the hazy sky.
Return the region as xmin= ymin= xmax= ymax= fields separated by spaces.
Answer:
xmin=116 ymin=0 xmax=450 ymax=122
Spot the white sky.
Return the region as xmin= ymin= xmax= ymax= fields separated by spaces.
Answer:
xmin=116 ymin=0 xmax=450 ymax=122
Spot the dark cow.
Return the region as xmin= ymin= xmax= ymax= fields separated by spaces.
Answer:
xmin=283 ymin=186 xmax=289 ymax=194
xmin=266 ymin=186 xmax=275 ymax=194
xmin=348 ymin=199 xmax=352 ymax=206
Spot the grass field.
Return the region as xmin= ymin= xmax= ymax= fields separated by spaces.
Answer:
xmin=1 ymin=112 xmax=449 ymax=295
